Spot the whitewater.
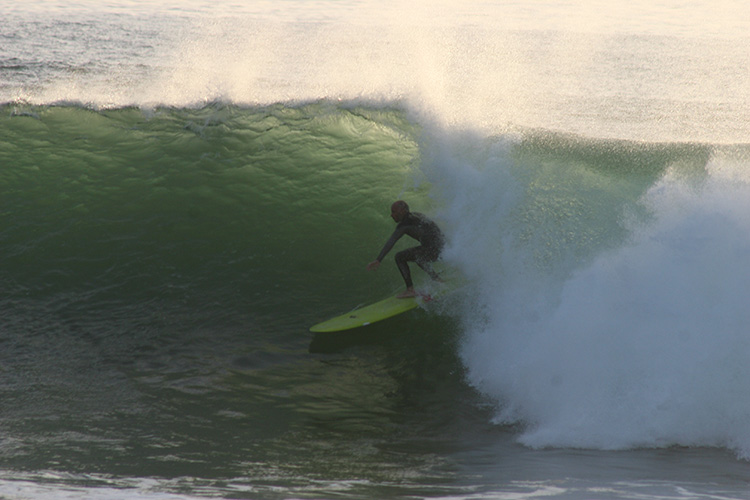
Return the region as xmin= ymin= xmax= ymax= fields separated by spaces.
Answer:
xmin=3 ymin=1 xmax=750 ymax=499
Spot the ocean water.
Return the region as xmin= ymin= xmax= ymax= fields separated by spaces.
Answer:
xmin=3 ymin=1 xmax=750 ymax=499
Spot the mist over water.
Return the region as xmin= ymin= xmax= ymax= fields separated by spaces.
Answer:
xmin=7 ymin=1 xmax=750 ymax=142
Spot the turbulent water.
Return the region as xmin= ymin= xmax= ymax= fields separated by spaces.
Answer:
xmin=3 ymin=1 xmax=750 ymax=499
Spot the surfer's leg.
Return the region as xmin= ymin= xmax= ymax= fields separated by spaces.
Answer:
xmin=394 ymin=248 xmax=416 ymax=289
xmin=417 ymin=261 xmax=443 ymax=282
xmin=395 ymin=247 xmax=440 ymax=297
xmin=415 ymin=246 xmax=442 ymax=281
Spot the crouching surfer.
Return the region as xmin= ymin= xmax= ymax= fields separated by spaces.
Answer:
xmin=366 ymin=200 xmax=444 ymax=298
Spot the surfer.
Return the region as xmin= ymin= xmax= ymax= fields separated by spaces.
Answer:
xmin=367 ymin=200 xmax=445 ymax=298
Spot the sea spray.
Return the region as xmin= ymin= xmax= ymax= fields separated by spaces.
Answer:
xmin=444 ymin=140 xmax=750 ymax=457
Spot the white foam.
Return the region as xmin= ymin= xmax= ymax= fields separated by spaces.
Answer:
xmin=451 ymin=151 xmax=750 ymax=457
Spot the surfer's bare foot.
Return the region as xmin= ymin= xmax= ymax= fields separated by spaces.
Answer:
xmin=396 ymin=288 xmax=417 ymax=299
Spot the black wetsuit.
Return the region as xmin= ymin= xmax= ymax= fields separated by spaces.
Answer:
xmin=375 ymin=212 xmax=445 ymax=288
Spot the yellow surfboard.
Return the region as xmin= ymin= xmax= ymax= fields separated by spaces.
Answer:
xmin=309 ymin=294 xmax=429 ymax=333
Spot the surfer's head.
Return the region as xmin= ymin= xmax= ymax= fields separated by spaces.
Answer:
xmin=390 ymin=200 xmax=410 ymax=222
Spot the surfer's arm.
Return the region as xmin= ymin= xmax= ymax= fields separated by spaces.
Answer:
xmin=367 ymin=228 xmax=405 ymax=270
xmin=376 ymin=228 xmax=405 ymax=261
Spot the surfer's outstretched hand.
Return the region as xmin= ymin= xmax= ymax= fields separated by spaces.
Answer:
xmin=366 ymin=260 xmax=380 ymax=271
